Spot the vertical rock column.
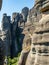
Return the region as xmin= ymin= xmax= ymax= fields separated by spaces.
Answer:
xmin=11 ymin=12 xmax=19 ymax=57
xmin=1 ymin=13 xmax=11 ymax=56
xmin=21 ymin=7 xmax=29 ymax=26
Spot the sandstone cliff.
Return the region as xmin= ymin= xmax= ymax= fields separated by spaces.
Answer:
xmin=0 ymin=0 xmax=49 ymax=65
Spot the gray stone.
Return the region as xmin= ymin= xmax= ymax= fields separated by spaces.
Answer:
xmin=0 ymin=38 xmax=5 ymax=65
xmin=21 ymin=7 xmax=29 ymax=22
xmin=1 ymin=13 xmax=11 ymax=56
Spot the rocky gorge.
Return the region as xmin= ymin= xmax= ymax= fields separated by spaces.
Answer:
xmin=0 ymin=0 xmax=49 ymax=65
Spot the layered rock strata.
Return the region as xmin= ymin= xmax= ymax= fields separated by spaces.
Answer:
xmin=26 ymin=15 xmax=49 ymax=65
xmin=35 ymin=0 xmax=49 ymax=12
xmin=25 ymin=0 xmax=49 ymax=65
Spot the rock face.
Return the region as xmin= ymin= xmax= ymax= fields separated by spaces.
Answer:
xmin=18 ymin=50 xmax=29 ymax=65
xmin=0 ymin=38 xmax=5 ymax=65
xmin=0 ymin=0 xmax=49 ymax=65
xmin=35 ymin=0 xmax=49 ymax=12
xmin=0 ymin=6 xmax=30 ymax=60
xmin=0 ymin=12 xmax=21 ymax=58
xmin=12 ymin=12 xmax=20 ymax=24
xmin=26 ymin=15 xmax=49 ymax=65
xmin=25 ymin=0 xmax=49 ymax=65
xmin=27 ymin=7 xmax=42 ymax=24
xmin=1 ymin=13 xmax=11 ymax=56
xmin=11 ymin=12 xmax=19 ymax=57
xmin=18 ymin=19 xmax=35 ymax=65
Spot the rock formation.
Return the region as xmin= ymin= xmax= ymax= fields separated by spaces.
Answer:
xmin=1 ymin=13 xmax=11 ymax=56
xmin=21 ymin=7 xmax=29 ymax=25
xmin=35 ymin=0 xmax=49 ymax=12
xmin=11 ymin=12 xmax=19 ymax=57
xmin=0 ymin=0 xmax=49 ymax=65
xmin=25 ymin=0 xmax=49 ymax=65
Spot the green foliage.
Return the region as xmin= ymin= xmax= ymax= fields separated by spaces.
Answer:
xmin=7 ymin=53 xmax=20 ymax=65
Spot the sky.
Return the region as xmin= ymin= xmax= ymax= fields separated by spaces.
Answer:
xmin=0 ymin=0 xmax=34 ymax=29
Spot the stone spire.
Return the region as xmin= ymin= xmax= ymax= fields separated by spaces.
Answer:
xmin=1 ymin=13 xmax=11 ymax=56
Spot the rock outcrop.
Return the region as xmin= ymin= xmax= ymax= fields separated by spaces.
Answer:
xmin=0 ymin=6 xmax=30 ymax=63
xmin=26 ymin=15 xmax=49 ymax=65
xmin=27 ymin=6 xmax=42 ymax=23
xmin=18 ymin=15 xmax=36 ymax=65
xmin=0 ymin=0 xmax=49 ymax=65
xmin=35 ymin=0 xmax=49 ymax=12
xmin=11 ymin=13 xmax=19 ymax=57
xmin=1 ymin=13 xmax=11 ymax=56
xmin=25 ymin=0 xmax=49 ymax=65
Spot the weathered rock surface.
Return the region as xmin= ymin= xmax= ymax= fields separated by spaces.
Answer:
xmin=26 ymin=15 xmax=49 ymax=65
xmin=34 ymin=15 xmax=49 ymax=33
xmin=18 ymin=20 xmax=36 ymax=65
xmin=35 ymin=0 xmax=49 ymax=12
xmin=27 ymin=7 xmax=42 ymax=24
xmin=0 ymin=0 xmax=49 ymax=65
xmin=0 ymin=38 xmax=5 ymax=65
xmin=25 ymin=0 xmax=49 ymax=65
xmin=18 ymin=50 xmax=29 ymax=65
xmin=1 ymin=13 xmax=11 ymax=56
xmin=21 ymin=20 xmax=36 ymax=50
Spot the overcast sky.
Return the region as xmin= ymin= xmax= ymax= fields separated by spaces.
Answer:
xmin=0 ymin=0 xmax=34 ymax=29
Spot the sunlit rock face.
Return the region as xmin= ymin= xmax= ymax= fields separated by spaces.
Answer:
xmin=27 ymin=7 xmax=42 ymax=23
xmin=26 ymin=15 xmax=49 ymax=65
xmin=25 ymin=0 xmax=49 ymax=65
xmin=35 ymin=0 xmax=49 ymax=12
xmin=18 ymin=17 xmax=36 ymax=65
